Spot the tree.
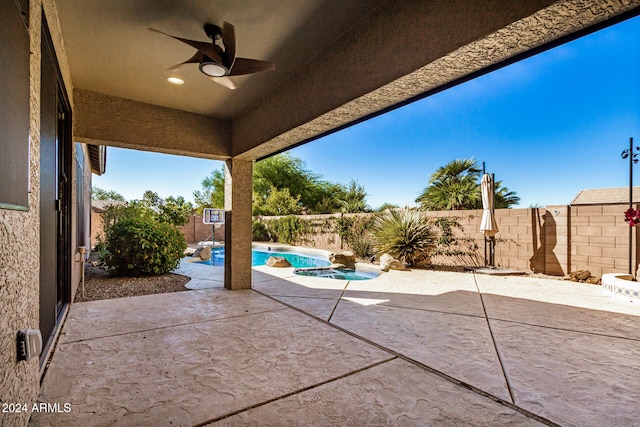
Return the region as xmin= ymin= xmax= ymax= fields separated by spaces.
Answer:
xmin=253 ymin=187 xmax=303 ymax=216
xmin=193 ymin=154 xmax=364 ymax=215
xmin=416 ymin=159 xmax=481 ymax=210
xmin=92 ymin=186 xmax=125 ymax=201
xmin=193 ymin=168 xmax=225 ymax=213
xmin=337 ymin=179 xmax=370 ymax=213
xmin=253 ymin=153 xmax=339 ymax=212
xmin=416 ymin=158 xmax=519 ymax=210
xmin=138 ymin=190 xmax=192 ymax=226
xmin=494 ymin=182 xmax=520 ymax=208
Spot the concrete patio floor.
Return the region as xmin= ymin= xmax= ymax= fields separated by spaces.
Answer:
xmin=30 ymin=260 xmax=640 ymax=426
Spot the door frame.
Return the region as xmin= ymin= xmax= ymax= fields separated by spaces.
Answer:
xmin=39 ymin=12 xmax=72 ymax=368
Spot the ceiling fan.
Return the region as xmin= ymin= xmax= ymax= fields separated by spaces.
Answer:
xmin=149 ymin=22 xmax=275 ymax=89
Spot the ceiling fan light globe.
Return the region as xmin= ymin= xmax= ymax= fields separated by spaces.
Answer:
xmin=199 ymin=62 xmax=228 ymax=77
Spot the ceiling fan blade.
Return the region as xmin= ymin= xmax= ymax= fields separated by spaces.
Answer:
xmin=209 ymin=76 xmax=237 ymax=90
xmin=148 ymin=28 xmax=223 ymax=64
xmin=228 ymin=58 xmax=275 ymax=76
xmin=221 ymin=22 xmax=236 ymax=69
xmin=167 ymin=51 xmax=204 ymax=71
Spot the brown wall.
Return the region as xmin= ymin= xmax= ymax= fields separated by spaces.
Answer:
xmin=258 ymin=204 xmax=638 ymax=278
xmin=177 ymin=214 xmax=225 ymax=244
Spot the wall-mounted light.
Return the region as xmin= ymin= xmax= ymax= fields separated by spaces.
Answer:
xmin=167 ymin=76 xmax=184 ymax=85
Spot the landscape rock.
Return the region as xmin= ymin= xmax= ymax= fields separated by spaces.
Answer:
xmin=380 ymin=253 xmax=407 ymax=272
xmin=575 ymin=270 xmax=591 ymax=280
xmin=564 ymin=269 xmax=600 ymax=284
xmin=184 ymin=247 xmax=196 ymax=256
xmin=330 ymin=251 xmax=356 ymax=268
xmin=199 ymin=246 xmax=212 ymax=261
xmin=266 ymin=256 xmax=292 ymax=268
xmin=585 ymin=276 xmax=601 ymax=285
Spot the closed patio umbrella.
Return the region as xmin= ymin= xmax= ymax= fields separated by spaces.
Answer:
xmin=480 ymin=173 xmax=498 ymax=266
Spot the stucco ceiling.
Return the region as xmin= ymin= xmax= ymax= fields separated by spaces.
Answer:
xmin=55 ymin=0 xmax=386 ymax=119
xmin=56 ymin=0 xmax=640 ymax=161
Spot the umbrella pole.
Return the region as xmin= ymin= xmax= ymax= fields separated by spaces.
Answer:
xmin=482 ymin=162 xmax=487 ymax=267
xmin=491 ymin=173 xmax=496 ymax=267
xmin=484 ymin=237 xmax=488 ymax=266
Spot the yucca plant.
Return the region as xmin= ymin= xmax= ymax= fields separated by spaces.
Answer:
xmin=372 ymin=208 xmax=435 ymax=266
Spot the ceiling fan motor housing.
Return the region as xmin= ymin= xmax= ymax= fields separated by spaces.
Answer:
xmin=204 ymin=24 xmax=222 ymax=41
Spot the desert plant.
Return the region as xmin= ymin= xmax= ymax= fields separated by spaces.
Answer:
xmin=372 ymin=208 xmax=435 ymax=266
xmin=349 ymin=234 xmax=374 ymax=259
xmin=104 ymin=218 xmax=187 ymax=276
xmin=252 ymin=219 xmax=270 ymax=241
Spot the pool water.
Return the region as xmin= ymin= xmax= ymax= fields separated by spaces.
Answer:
xmin=196 ymin=247 xmax=331 ymax=268
xmin=294 ymin=268 xmax=379 ymax=281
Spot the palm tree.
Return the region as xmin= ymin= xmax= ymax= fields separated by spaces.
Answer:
xmin=494 ymin=181 xmax=520 ymax=208
xmin=416 ymin=158 xmax=481 ymax=210
xmin=416 ymin=158 xmax=519 ymax=210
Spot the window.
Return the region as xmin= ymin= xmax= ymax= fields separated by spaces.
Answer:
xmin=0 ymin=0 xmax=30 ymax=210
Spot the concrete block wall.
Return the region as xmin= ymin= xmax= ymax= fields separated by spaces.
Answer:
xmin=256 ymin=204 xmax=636 ymax=278
xmin=179 ymin=214 xmax=225 ymax=243
xmin=570 ymin=204 xmax=638 ymax=278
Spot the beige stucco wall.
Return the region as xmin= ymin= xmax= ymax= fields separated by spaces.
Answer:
xmin=73 ymin=89 xmax=231 ymax=160
xmin=0 ymin=1 xmax=76 ymax=426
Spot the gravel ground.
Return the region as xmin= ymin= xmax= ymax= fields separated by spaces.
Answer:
xmin=74 ymin=260 xmax=191 ymax=303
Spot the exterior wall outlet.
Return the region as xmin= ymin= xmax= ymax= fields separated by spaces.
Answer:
xmin=17 ymin=328 xmax=43 ymax=361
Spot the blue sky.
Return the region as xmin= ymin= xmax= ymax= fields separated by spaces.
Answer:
xmin=94 ymin=15 xmax=640 ymax=209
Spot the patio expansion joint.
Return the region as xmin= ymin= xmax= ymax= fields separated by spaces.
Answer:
xmin=254 ymin=288 xmax=561 ymax=427
xmin=327 ymin=280 xmax=350 ymax=323
xmin=380 ymin=302 xmax=487 ymax=320
xmin=192 ymin=356 xmax=398 ymax=427
xmin=488 ymin=316 xmax=640 ymax=343
xmin=472 ymin=272 xmax=517 ymax=405
xmin=252 ymin=272 xmax=297 ymax=284
xmin=59 ymin=306 xmax=289 ymax=345
xmin=264 ymin=294 xmax=340 ymax=301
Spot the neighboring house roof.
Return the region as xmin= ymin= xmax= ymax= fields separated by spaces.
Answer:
xmin=91 ymin=200 xmax=126 ymax=213
xmin=88 ymin=144 xmax=107 ymax=175
xmin=571 ymin=187 xmax=640 ymax=205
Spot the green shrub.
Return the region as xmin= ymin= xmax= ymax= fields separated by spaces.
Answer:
xmin=372 ymin=208 xmax=435 ymax=266
xmin=252 ymin=219 xmax=270 ymax=241
xmin=335 ymin=214 xmax=376 ymax=247
xmin=104 ymin=218 xmax=187 ymax=276
xmin=267 ymin=215 xmax=310 ymax=245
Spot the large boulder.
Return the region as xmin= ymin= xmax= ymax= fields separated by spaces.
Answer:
xmin=199 ymin=246 xmax=212 ymax=261
xmin=379 ymin=253 xmax=407 ymax=272
xmin=266 ymin=256 xmax=292 ymax=268
xmin=330 ymin=251 xmax=356 ymax=268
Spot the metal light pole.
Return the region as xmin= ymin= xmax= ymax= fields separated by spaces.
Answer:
xmin=622 ymin=137 xmax=636 ymax=274
xmin=629 ymin=137 xmax=633 ymax=275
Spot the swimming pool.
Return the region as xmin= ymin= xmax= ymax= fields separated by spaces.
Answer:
xmin=195 ymin=247 xmax=331 ymax=268
xmin=294 ymin=267 xmax=379 ymax=281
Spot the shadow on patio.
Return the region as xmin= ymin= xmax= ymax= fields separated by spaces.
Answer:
xmin=30 ymin=263 xmax=640 ymax=426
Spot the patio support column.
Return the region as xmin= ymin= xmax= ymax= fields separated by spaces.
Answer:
xmin=224 ymin=158 xmax=253 ymax=290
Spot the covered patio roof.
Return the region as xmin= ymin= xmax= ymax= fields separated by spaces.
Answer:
xmin=58 ymin=0 xmax=640 ymax=161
